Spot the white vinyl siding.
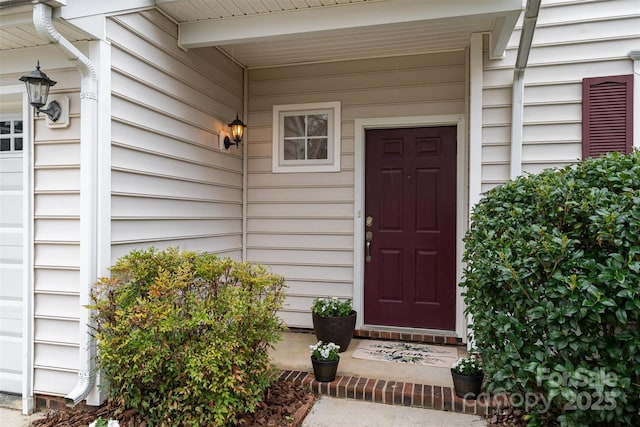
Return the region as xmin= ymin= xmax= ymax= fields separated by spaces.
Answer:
xmin=107 ymin=10 xmax=245 ymax=261
xmin=481 ymin=0 xmax=640 ymax=192
xmin=247 ymin=50 xmax=466 ymax=328
xmin=23 ymin=7 xmax=246 ymax=397
xmin=28 ymin=68 xmax=83 ymax=396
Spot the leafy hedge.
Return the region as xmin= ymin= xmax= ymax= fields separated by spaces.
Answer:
xmin=91 ymin=248 xmax=287 ymax=426
xmin=462 ymin=152 xmax=640 ymax=426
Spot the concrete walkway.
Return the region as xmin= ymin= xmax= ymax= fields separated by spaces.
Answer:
xmin=0 ymin=407 xmax=47 ymax=426
xmin=302 ymin=397 xmax=487 ymax=426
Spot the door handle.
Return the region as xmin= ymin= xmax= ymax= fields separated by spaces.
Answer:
xmin=365 ymin=231 xmax=373 ymax=262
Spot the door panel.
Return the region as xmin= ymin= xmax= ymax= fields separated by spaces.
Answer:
xmin=364 ymin=126 xmax=456 ymax=330
xmin=379 ymin=249 xmax=402 ymax=301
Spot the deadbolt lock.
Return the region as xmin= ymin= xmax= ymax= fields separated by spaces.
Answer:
xmin=366 ymin=216 xmax=373 ymax=227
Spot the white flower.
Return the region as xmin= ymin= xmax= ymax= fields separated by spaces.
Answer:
xmin=89 ymin=419 xmax=120 ymax=427
xmin=310 ymin=340 xmax=340 ymax=361
xmin=452 ymin=355 xmax=482 ymax=375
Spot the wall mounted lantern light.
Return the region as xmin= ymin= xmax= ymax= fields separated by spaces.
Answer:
xmin=224 ymin=113 xmax=247 ymax=149
xmin=19 ymin=61 xmax=61 ymax=122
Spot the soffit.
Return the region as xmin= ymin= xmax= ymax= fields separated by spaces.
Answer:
xmin=0 ymin=5 xmax=91 ymax=51
xmin=155 ymin=0 xmax=376 ymax=21
xmin=215 ymin=14 xmax=498 ymax=68
xmin=156 ymin=0 xmax=522 ymax=68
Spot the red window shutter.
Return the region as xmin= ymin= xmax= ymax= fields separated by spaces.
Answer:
xmin=582 ymin=75 xmax=633 ymax=159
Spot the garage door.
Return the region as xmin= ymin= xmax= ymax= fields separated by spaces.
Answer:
xmin=0 ymin=116 xmax=24 ymax=394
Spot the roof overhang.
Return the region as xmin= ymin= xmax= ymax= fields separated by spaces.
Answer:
xmin=0 ymin=0 xmax=523 ymax=69
xmin=0 ymin=0 xmax=154 ymax=52
xmin=157 ymin=0 xmax=522 ymax=68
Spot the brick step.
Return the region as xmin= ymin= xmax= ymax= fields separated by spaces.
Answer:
xmin=353 ymin=329 xmax=463 ymax=346
xmin=280 ymin=370 xmax=492 ymax=416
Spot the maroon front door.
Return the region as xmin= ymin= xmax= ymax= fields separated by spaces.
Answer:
xmin=364 ymin=126 xmax=457 ymax=330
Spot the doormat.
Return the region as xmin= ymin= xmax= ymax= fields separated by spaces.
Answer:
xmin=352 ymin=340 xmax=459 ymax=367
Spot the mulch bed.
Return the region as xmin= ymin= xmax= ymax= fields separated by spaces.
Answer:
xmin=487 ymin=407 xmax=528 ymax=426
xmin=31 ymin=379 xmax=316 ymax=427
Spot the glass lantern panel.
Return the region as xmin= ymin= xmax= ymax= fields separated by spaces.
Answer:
xmin=27 ymin=80 xmax=49 ymax=108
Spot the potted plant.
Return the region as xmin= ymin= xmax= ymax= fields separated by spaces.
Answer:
xmin=311 ymin=297 xmax=357 ymax=352
xmin=451 ymin=355 xmax=484 ymax=399
xmin=309 ymin=340 xmax=340 ymax=382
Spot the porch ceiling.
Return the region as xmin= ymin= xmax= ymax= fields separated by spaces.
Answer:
xmin=0 ymin=0 xmax=523 ymax=69
xmin=156 ymin=0 xmax=523 ymax=68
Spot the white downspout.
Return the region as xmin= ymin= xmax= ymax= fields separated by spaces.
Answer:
xmin=510 ymin=71 xmax=525 ymax=179
xmin=32 ymin=2 xmax=99 ymax=407
xmin=510 ymin=0 xmax=541 ymax=179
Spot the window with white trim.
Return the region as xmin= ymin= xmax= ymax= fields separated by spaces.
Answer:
xmin=272 ymin=101 xmax=341 ymax=173
xmin=0 ymin=118 xmax=23 ymax=153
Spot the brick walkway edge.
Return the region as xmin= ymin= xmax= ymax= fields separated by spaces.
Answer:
xmin=280 ymin=370 xmax=494 ymax=416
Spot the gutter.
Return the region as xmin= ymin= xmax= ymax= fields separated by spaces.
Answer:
xmin=509 ymin=0 xmax=541 ymax=179
xmin=32 ymin=2 xmax=99 ymax=407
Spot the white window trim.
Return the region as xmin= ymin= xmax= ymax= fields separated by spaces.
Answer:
xmin=272 ymin=101 xmax=341 ymax=173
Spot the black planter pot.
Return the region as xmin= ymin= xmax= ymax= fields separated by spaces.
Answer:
xmin=451 ymin=369 xmax=484 ymax=399
xmin=312 ymin=311 xmax=357 ymax=353
xmin=311 ymin=357 xmax=340 ymax=382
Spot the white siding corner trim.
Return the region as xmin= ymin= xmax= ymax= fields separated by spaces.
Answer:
xmin=468 ymin=33 xmax=483 ymax=213
xmin=630 ymin=50 xmax=640 ymax=149
xmin=20 ymin=89 xmax=33 ymax=415
xmin=353 ymin=114 xmax=467 ymax=341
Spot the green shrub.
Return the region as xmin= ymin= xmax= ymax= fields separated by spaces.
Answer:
xmin=91 ymin=248 xmax=287 ymax=426
xmin=461 ymin=151 xmax=640 ymax=426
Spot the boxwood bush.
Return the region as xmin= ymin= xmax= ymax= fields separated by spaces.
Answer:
xmin=91 ymin=248 xmax=287 ymax=426
xmin=461 ymin=152 xmax=640 ymax=426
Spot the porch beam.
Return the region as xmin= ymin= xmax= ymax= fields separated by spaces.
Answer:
xmin=176 ymin=0 xmax=523 ymax=49
xmin=489 ymin=12 xmax=521 ymax=59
